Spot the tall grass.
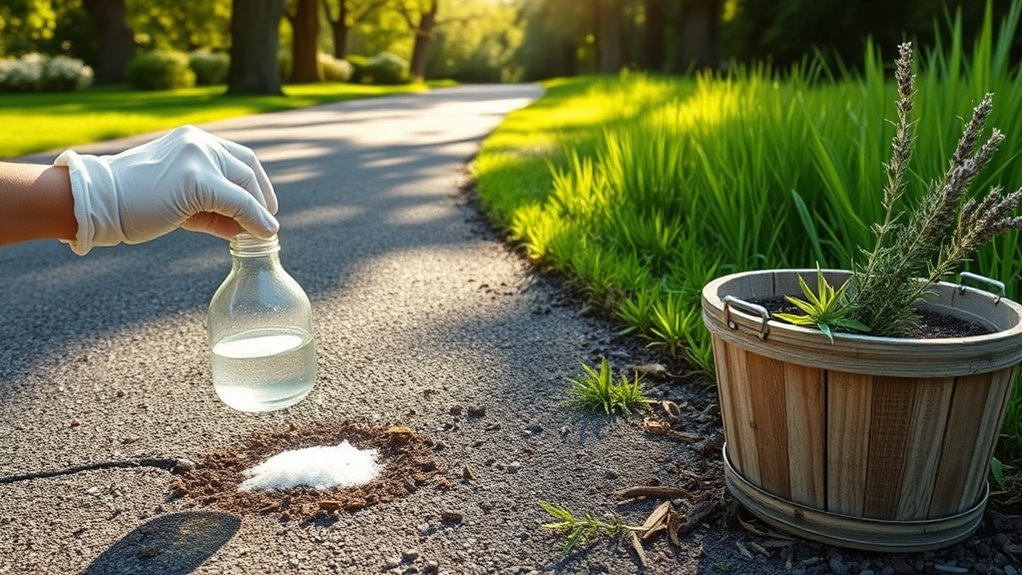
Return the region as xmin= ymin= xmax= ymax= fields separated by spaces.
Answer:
xmin=474 ymin=3 xmax=1022 ymax=474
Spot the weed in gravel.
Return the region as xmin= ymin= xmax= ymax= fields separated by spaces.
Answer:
xmin=538 ymin=501 xmax=644 ymax=559
xmin=567 ymin=359 xmax=648 ymax=416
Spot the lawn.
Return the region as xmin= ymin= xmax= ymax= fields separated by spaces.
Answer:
xmin=474 ymin=6 xmax=1022 ymax=488
xmin=0 ymin=80 xmax=457 ymax=159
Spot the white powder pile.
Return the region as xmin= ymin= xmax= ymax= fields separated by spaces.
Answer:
xmin=238 ymin=440 xmax=382 ymax=492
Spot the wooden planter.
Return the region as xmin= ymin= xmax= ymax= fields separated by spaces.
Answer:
xmin=702 ymin=269 xmax=1022 ymax=552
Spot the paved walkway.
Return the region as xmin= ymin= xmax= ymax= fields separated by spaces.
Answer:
xmin=0 ymin=86 xmax=755 ymax=574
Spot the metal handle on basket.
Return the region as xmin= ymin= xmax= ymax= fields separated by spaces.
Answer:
xmin=957 ymin=271 xmax=1005 ymax=304
xmin=722 ymin=295 xmax=771 ymax=340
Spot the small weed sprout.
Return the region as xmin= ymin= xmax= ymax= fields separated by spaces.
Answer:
xmin=773 ymin=266 xmax=870 ymax=342
xmin=567 ymin=358 xmax=648 ymax=416
xmin=538 ymin=501 xmax=645 ymax=559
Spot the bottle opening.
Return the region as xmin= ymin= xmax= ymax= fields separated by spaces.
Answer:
xmin=230 ymin=233 xmax=280 ymax=257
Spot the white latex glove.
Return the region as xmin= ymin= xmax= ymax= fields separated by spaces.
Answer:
xmin=54 ymin=125 xmax=279 ymax=255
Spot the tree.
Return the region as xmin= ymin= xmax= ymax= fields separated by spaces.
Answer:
xmin=677 ymin=0 xmax=720 ymax=70
xmin=643 ymin=0 xmax=664 ymax=71
xmin=397 ymin=0 xmax=438 ymax=81
xmin=594 ymin=0 xmax=623 ymax=73
xmin=321 ymin=0 xmax=388 ymax=59
xmin=227 ymin=0 xmax=285 ymax=94
xmin=82 ymin=0 xmax=134 ymax=83
xmin=286 ymin=0 xmax=322 ymax=83
xmin=126 ymin=0 xmax=232 ymax=52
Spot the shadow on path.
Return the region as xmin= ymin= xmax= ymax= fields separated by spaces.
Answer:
xmin=83 ymin=511 xmax=240 ymax=575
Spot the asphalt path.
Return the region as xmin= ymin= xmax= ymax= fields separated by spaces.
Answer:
xmin=0 ymin=85 xmax=766 ymax=574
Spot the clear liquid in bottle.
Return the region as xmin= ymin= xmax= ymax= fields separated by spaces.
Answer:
xmin=211 ymin=327 xmax=317 ymax=412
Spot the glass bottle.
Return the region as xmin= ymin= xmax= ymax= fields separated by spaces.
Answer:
xmin=207 ymin=233 xmax=317 ymax=412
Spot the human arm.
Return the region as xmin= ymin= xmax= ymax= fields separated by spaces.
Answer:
xmin=0 ymin=125 xmax=279 ymax=254
xmin=0 ymin=163 xmax=77 ymax=246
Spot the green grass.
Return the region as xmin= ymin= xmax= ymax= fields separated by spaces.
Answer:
xmin=0 ymin=80 xmax=457 ymax=158
xmin=566 ymin=359 xmax=648 ymax=416
xmin=475 ymin=3 xmax=1022 ymax=486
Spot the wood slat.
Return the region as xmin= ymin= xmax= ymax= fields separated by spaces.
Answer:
xmin=896 ymin=377 xmax=955 ymax=520
xmin=827 ymin=372 xmax=874 ymax=516
xmin=784 ymin=363 xmax=826 ymax=508
xmin=960 ymin=368 xmax=1016 ymax=510
xmin=712 ymin=337 xmax=743 ymax=470
xmin=863 ymin=377 xmax=917 ymax=519
xmin=726 ymin=343 xmax=761 ymax=486
xmin=746 ymin=353 xmax=791 ymax=499
xmin=930 ymin=373 xmax=998 ymax=517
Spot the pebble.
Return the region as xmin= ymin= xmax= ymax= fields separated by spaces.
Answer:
xmin=449 ymin=405 xmax=464 ymax=416
xmin=1005 ymin=566 xmax=1018 ymax=575
xmin=994 ymin=553 xmax=1009 ymax=566
xmin=417 ymin=523 xmax=432 ymax=535
xmin=404 ymin=479 xmax=418 ymax=493
xmin=434 ymin=441 xmax=447 ymax=451
xmin=440 ymin=510 xmax=464 ymax=524
xmin=173 ymin=458 xmax=196 ymax=472
xmin=993 ymin=568 xmax=1006 ymax=575
xmin=507 ymin=461 xmax=522 ymax=473
xmin=385 ymin=557 xmax=402 ymax=569
xmin=829 ymin=558 xmax=849 ymax=575
xmin=484 ymin=422 xmax=502 ymax=431
xmin=996 ymin=533 xmax=1010 ymax=546
xmin=559 ymin=426 xmax=569 ymax=435
xmin=467 ymin=406 xmax=486 ymax=417
xmin=976 ymin=564 xmax=990 ymax=575
xmin=934 ymin=565 xmax=970 ymax=574
xmin=484 ymin=458 xmax=496 ymax=466
xmin=423 ymin=561 xmax=439 ymax=574
xmin=604 ymin=470 xmax=619 ymax=480
xmin=526 ymin=423 xmax=543 ymax=434
xmin=402 ymin=550 xmax=420 ymax=563
xmin=878 ymin=566 xmax=895 ymax=575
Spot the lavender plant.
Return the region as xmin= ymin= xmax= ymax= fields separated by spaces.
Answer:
xmin=849 ymin=43 xmax=1022 ymax=336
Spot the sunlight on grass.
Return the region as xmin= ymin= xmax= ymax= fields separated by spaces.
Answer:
xmin=474 ymin=4 xmax=1022 ymax=478
xmin=1 ymin=82 xmax=446 ymax=158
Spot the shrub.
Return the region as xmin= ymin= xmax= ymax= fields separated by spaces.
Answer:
xmin=346 ymin=54 xmax=370 ymax=83
xmin=366 ymin=52 xmax=411 ymax=85
xmin=0 ymin=53 xmax=44 ymax=92
xmin=319 ymin=53 xmax=353 ymax=82
xmin=348 ymin=52 xmax=411 ymax=85
xmin=127 ymin=51 xmax=195 ymax=90
xmin=189 ymin=50 xmax=229 ymax=85
xmin=0 ymin=53 xmax=92 ymax=92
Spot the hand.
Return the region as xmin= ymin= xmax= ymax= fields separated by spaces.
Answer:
xmin=54 ymin=125 xmax=279 ymax=255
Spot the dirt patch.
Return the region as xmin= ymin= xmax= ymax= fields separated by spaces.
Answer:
xmin=173 ymin=421 xmax=448 ymax=521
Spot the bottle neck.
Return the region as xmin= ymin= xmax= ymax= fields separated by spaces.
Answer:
xmin=230 ymin=234 xmax=281 ymax=267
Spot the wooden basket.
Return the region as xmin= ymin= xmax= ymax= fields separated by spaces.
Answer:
xmin=702 ymin=269 xmax=1022 ymax=552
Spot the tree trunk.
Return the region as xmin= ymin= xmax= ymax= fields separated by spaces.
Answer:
xmin=559 ymin=39 xmax=578 ymax=76
xmin=82 ymin=0 xmax=134 ymax=84
xmin=289 ymin=0 xmax=322 ymax=83
xmin=228 ymin=0 xmax=285 ymax=95
xmin=643 ymin=0 xmax=665 ymax=71
xmin=331 ymin=19 xmax=349 ymax=59
xmin=409 ymin=1 xmax=438 ymax=81
xmin=595 ymin=0 xmax=623 ymax=74
xmin=678 ymin=0 xmax=720 ymax=71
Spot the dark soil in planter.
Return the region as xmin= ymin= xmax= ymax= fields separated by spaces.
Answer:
xmin=172 ymin=421 xmax=449 ymax=522
xmin=753 ymin=296 xmax=993 ymax=339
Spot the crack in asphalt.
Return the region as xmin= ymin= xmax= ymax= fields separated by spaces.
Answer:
xmin=0 ymin=458 xmax=181 ymax=485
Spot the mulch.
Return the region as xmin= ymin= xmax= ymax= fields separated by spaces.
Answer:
xmin=171 ymin=421 xmax=449 ymax=522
